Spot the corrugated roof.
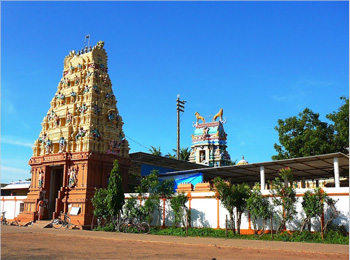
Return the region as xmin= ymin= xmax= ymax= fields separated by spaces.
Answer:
xmin=130 ymin=152 xmax=208 ymax=171
xmin=159 ymin=152 xmax=349 ymax=183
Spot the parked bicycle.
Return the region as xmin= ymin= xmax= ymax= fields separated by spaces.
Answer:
xmin=118 ymin=219 xmax=150 ymax=234
xmin=52 ymin=211 xmax=71 ymax=229
xmin=113 ymin=215 xmax=129 ymax=232
xmin=1 ymin=211 xmax=8 ymax=225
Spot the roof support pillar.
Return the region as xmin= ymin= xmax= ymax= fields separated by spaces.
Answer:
xmin=260 ymin=166 xmax=265 ymax=191
xmin=301 ymin=177 xmax=306 ymax=188
xmin=333 ymin=157 xmax=340 ymax=188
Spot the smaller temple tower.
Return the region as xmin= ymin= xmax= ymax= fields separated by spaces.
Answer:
xmin=189 ymin=109 xmax=231 ymax=167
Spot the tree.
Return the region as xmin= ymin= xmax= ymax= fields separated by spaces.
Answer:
xmin=300 ymin=188 xmax=327 ymax=232
xmin=326 ymin=96 xmax=349 ymax=154
xmin=229 ymin=159 xmax=237 ymax=166
xmin=170 ymin=192 xmax=189 ymax=227
xmin=273 ymin=97 xmax=349 ymax=160
xmin=91 ymin=188 xmax=109 ymax=226
xmin=323 ymin=197 xmax=340 ymax=234
xmin=106 ymin=160 xmax=125 ymax=220
xmin=232 ymin=183 xmax=251 ymax=235
xmin=270 ymin=167 xmax=296 ymax=233
xmin=213 ymin=177 xmax=250 ymax=234
xmin=246 ymin=183 xmax=272 ymax=237
xmin=165 ymin=153 xmax=176 ymax=159
xmin=149 ymin=146 xmax=162 ymax=156
xmin=213 ymin=177 xmax=236 ymax=234
xmin=133 ymin=170 xmax=175 ymax=225
xmin=166 ymin=147 xmax=192 ymax=161
xmin=92 ymin=160 xmax=125 ymax=227
xmin=272 ymin=108 xmax=335 ymax=160
xmin=177 ymin=147 xmax=191 ymax=161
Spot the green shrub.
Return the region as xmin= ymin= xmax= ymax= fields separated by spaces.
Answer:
xmin=93 ymin=222 xmax=115 ymax=232
xmin=149 ymin=227 xmax=348 ymax=244
xmin=327 ymin=224 xmax=348 ymax=237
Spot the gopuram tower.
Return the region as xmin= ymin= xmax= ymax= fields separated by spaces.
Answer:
xmin=17 ymin=41 xmax=130 ymax=228
xmin=189 ymin=109 xmax=231 ymax=167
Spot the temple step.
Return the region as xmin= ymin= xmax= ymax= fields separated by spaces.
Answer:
xmin=30 ymin=220 xmax=53 ymax=228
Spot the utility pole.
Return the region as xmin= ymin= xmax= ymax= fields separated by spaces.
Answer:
xmin=176 ymin=94 xmax=186 ymax=160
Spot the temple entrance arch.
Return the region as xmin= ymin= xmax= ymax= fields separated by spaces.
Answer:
xmin=48 ymin=166 xmax=64 ymax=219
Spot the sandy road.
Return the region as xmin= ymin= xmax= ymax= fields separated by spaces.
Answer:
xmin=1 ymin=225 xmax=348 ymax=260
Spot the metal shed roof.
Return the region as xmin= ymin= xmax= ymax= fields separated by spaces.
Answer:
xmin=159 ymin=152 xmax=349 ymax=183
xmin=130 ymin=152 xmax=208 ymax=171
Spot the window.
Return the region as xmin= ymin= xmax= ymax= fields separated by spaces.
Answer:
xmin=19 ymin=203 xmax=24 ymax=213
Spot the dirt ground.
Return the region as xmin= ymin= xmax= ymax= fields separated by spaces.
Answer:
xmin=1 ymin=225 xmax=348 ymax=260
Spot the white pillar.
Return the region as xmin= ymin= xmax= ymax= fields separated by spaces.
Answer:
xmin=334 ymin=157 xmax=340 ymax=188
xmin=260 ymin=166 xmax=265 ymax=191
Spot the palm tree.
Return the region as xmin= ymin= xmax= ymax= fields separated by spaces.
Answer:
xmin=165 ymin=153 xmax=176 ymax=159
xmin=229 ymin=159 xmax=237 ymax=165
xmin=172 ymin=147 xmax=191 ymax=161
xmin=148 ymin=146 xmax=162 ymax=156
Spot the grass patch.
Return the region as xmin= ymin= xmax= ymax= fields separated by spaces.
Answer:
xmin=149 ymin=227 xmax=349 ymax=245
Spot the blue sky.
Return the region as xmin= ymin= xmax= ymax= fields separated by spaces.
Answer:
xmin=1 ymin=1 xmax=349 ymax=183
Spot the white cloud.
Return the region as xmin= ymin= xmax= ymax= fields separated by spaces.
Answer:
xmin=1 ymin=166 xmax=30 ymax=183
xmin=1 ymin=135 xmax=33 ymax=148
xmin=1 ymin=166 xmax=29 ymax=175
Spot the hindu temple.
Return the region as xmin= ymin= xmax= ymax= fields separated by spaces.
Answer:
xmin=17 ymin=41 xmax=131 ymax=228
xmin=189 ymin=109 xmax=231 ymax=167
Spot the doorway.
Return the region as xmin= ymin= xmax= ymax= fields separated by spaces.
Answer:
xmin=48 ymin=166 xmax=63 ymax=219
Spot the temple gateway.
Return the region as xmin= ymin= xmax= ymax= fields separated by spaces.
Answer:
xmin=17 ymin=41 xmax=131 ymax=228
xmin=189 ymin=109 xmax=231 ymax=167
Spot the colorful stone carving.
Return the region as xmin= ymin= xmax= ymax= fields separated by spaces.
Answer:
xmin=189 ymin=109 xmax=230 ymax=167
xmin=85 ymin=71 xmax=92 ymax=79
xmin=70 ymin=89 xmax=77 ymax=102
xmin=47 ymin=110 xmax=55 ymax=121
xmin=83 ymin=85 xmax=90 ymax=94
xmin=105 ymin=92 xmax=114 ymax=103
xmin=75 ymin=127 xmax=87 ymax=140
xmin=92 ymin=103 xmax=101 ymax=115
xmin=74 ymin=76 xmax=80 ymax=85
xmin=66 ymin=111 xmax=72 ymax=124
xmin=78 ymin=104 xmax=88 ymax=114
xmin=106 ymin=139 xmax=120 ymax=155
xmin=45 ymin=139 xmax=52 ymax=154
xmin=90 ymin=127 xmax=102 ymax=141
xmin=68 ymin=167 xmax=77 ymax=188
xmin=213 ymin=108 xmax=225 ymax=122
xmin=38 ymin=170 xmax=44 ymax=187
xmin=195 ymin=112 xmax=206 ymax=124
xmin=93 ymin=84 xmax=100 ymax=93
xmin=59 ymin=136 xmax=66 ymax=152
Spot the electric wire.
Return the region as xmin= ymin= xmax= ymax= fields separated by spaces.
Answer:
xmin=124 ymin=135 xmax=151 ymax=151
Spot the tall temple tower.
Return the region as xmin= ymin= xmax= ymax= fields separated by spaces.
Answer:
xmin=18 ymin=41 xmax=131 ymax=228
xmin=189 ymin=109 xmax=231 ymax=167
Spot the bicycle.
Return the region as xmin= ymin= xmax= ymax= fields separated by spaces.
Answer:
xmin=52 ymin=211 xmax=71 ymax=229
xmin=1 ymin=211 xmax=8 ymax=225
xmin=119 ymin=220 xmax=150 ymax=234
xmin=113 ymin=216 xmax=129 ymax=232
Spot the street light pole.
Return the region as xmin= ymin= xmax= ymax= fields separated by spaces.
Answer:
xmin=176 ymin=95 xmax=186 ymax=160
